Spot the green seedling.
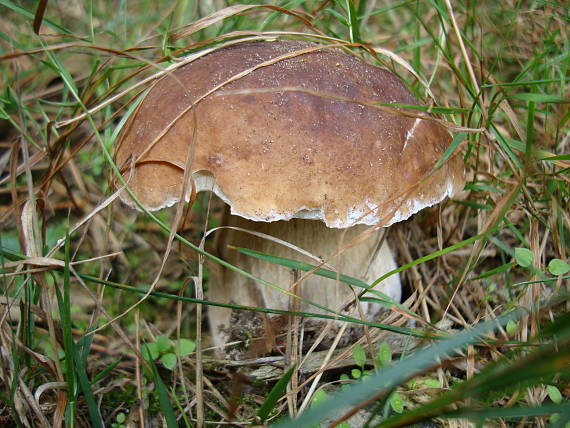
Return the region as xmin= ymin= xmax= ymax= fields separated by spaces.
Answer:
xmin=141 ymin=336 xmax=195 ymax=371
xmin=111 ymin=412 xmax=126 ymax=428
xmin=340 ymin=343 xmax=406 ymax=414
xmin=514 ymin=247 xmax=570 ymax=280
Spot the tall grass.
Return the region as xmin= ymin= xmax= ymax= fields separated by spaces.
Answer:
xmin=1 ymin=0 xmax=568 ymax=427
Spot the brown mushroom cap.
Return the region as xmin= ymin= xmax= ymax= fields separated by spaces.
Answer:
xmin=114 ymin=40 xmax=464 ymax=228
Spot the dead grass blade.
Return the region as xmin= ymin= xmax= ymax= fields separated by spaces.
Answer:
xmin=168 ymin=4 xmax=318 ymax=42
xmin=32 ymin=0 xmax=48 ymax=34
xmin=216 ymin=86 xmax=482 ymax=133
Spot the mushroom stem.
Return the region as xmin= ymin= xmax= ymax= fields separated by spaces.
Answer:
xmin=207 ymin=214 xmax=401 ymax=353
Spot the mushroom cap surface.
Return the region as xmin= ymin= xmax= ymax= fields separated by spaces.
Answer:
xmin=114 ymin=40 xmax=464 ymax=228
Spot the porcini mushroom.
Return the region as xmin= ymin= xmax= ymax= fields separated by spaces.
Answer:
xmin=114 ymin=39 xmax=464 ymax=353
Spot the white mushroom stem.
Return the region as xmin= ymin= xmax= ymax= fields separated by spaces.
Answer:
xmin=207 ymin=214 xmax=401 ymax=352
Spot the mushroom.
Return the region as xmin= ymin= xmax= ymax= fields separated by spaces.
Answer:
xmin=114 ymin=40 xmax=464 ymax=353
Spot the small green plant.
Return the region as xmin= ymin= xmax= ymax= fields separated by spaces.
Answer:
xmin=514 ymin=247 xmax=534 ymax=268
xmin=547 ymin=259 xmax=570 ymax=276
xmin=141 ymin=336 xmax=195 ymax=370
xmin=514 ymin=247 xmax=570 ymax=276
xmin=340 ymin=343 xmax=406 ymax=414
xmin=547 ymin=385 xmax=563 ymax=404
xmin=506 ymin=319 xmax=518 ymax=336
xmin=547 ymin=385 xmax=569 ymax=428
xmin=406 ymin=377 xmax=442 ymax=390
xmin=111 ymin=412 xmax=127 ymax=428
xmin=340 ymin=344 xmax=371 ymax=386
xmin=375 ymin=342 xmax=392 ymax=368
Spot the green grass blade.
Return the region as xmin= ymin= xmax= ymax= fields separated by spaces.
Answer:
xmin=232 ymin=246 xmax=417 ymax=317
xmin=524 ymin=100 xmax=536 ymax=170
xmin=345 ymin=0 xmax=362 ymax=43
xmin=375 ymin=311 xmax=570 ymax=426
xmin=464 ymin=183 xmax=505 ymax=194
xmin=511 ymin=93 xmax=570 ymax=103
xmin=441 ymin=403 xmax=570 ymax=421
xmin=54 ymin=232 xmax=77 ymax=425
xmin=541 ymin=154 xmax=570 ymax=161
xmin=368 ymin=225 xmax=499 ymax=289
xmin=377 ymin=334 xmax=570 ymax=427
xmin=272 ymin=310 xmax=523 ymax=428
xmin=73 ymin=334 xmax=103 ymax=428
xmin=150 ymin=359 xmax=178 ymax=428
xmin=468 ymin=262 xmax=514 ymax=280
xmin=325 ymin=7 xmax=349 ymax=26
xmin=233 ymin=246 xmax=376 ymax=290
xmin=0 ymin=30 xmax=28 ymax=50
xmin=434 ymin=132 xmax=466 ymax=169
xmin=0 ymin=245 xmax=434 ymax=338
xmin=362 ymin=0 xmax=414 ymax=18
xmin=491 ymin=125 xmax=523 ymax=168
xmin=257 ymin=364 xmax=297 ymax=422
xmin=91 ymin=358 xmax=121 ymax=383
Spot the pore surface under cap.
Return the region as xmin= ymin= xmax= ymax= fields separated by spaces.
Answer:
xmin=114 ymin=40 xmax=464 ymax=228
